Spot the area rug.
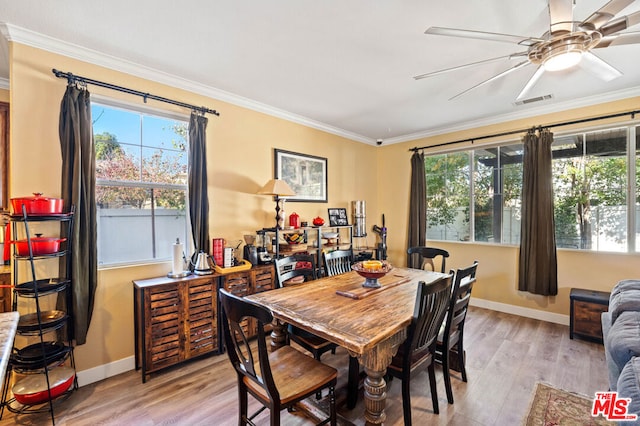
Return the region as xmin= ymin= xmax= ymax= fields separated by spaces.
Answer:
xmin=523 ymin=382 xmax=613 ymax=425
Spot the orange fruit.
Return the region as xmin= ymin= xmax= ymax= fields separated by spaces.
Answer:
xmin=363 ymin=260 xmax=383 ymax=270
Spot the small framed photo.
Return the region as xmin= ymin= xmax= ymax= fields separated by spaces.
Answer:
xmin=328 ymin=208 xmax=348 ymax=226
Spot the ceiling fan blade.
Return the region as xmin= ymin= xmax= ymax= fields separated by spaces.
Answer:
xmin=413 ymin=52 xmax=527 ymax=80
xmin=579 ymin=51 xmax=622 ymax=81
xmin=598 ymin=10 xmax=640 ymax=35
xmin=595 ymin=30 xmax=640 ymax=47
xmin=449 ymin=61 xmax=530 ymax=101
xmin=425 ymin=27 xmax=542 ymax=46
xmin=580 ymin=0 xmax=634 ymax=30
xmin=548 ymin=0 xmax=574 ymax=33
xmin=516 ymin=66 xmax=545 ymax=100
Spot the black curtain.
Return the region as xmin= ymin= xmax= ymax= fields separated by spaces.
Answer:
xmin=59 ymin=83 xmax=97 ymax=345
xmin=518 ymin=128 xmax=558 ymax=295
xmin=407 ymin=151 xmax=426 ymax=268
xmin=188 ymin=112 xmax=210 ymax=256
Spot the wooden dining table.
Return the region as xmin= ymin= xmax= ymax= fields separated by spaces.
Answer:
xmin=246 ymin=267 xmax=448 ymax=425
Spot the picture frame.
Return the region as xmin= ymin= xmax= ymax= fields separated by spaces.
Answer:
xmin=328 ymin=208 xmax=348 ymax=226
xmin=274 ymin=149 xmax=327 ymax=202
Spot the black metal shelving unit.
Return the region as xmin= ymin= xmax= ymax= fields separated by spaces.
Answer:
xmin=271 ymin=225 xmax=354 ymax=275
xmin=0 ymin=206 xmax=77 ymax=424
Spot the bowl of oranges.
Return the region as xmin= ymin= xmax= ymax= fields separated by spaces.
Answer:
xmin=352 ymin=260 xmax=393 ymax=288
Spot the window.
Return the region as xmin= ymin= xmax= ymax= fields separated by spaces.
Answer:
xmin=92 ymin=102 xmax=189 ymax=266
xmin=552 ymin=128 xmax=628 ymax=251
xmin=425 ymin=151 xmax=471 ymax=241
xmin=425 ymin=123 xmax=639 ymax=252
xmin=426 ymin=147 xmax=523 ymax=244
xmin=473 ymin=145 xmax=523 ymax=244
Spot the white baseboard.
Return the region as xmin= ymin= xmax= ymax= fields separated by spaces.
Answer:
xmin=76 ymin=355 xmax=135 ymax=387
xmin=470 ymin=298 xmax=570 ymax=326
xmin=75 ymin=301 xmax=568 ymax=387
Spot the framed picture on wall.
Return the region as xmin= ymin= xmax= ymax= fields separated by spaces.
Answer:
xmin=328 ymin=208 xmax=348 ymax=226
xmin=274 ymin=149 xmax=327 ymax=202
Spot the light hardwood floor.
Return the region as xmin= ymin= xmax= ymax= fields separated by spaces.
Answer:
xmin=0 ymin=306 xmax=609 ymax=425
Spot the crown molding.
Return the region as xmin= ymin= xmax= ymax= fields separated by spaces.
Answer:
xmin=383 ymin=85 xmax=640 ymax=145
xmin=2 ymin=22 xmax=639 ymax=147
xmin=1 ymin=23 xmax=375 ymax=145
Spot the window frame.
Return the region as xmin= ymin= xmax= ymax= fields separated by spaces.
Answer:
xmin=424 ymin=119 xmax=640 ymax=253
xmin=91 ymin=97 xmax=192 ymax=267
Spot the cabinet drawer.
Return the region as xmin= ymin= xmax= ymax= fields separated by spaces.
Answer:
xmin=253 ymin=269 xmax=274 ymax=293
xmin=224 ymin=275 xmax=251 ymax=296
xmin=573 ymin=301 xmax=607 ymax=338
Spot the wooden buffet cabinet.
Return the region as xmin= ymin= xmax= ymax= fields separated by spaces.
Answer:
xmin=133 ymin=264 xmax=275 ymax=382
xmin=133 ymin=274 xmax=220 ymax=383
xmin=218 ymin=264 xmax=275 ymax=340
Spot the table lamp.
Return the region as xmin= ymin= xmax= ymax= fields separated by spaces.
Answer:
xmin=258 ymin=178 xmax=296 ymax=229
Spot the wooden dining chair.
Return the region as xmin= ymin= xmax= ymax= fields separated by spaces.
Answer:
xmin=386 ymin=274 xmax=453 ymax=425
xmin=407 ymin=246 xmax=450 ymax=272
xmin=275 ymin=253 xmax=316 ymax=287
xmin=219 ymin=289 xmax=337 ymax=426
xmin=274 ymin=255 xmax=338 ymax=362
xmin=436 ymin=260 xmax=478 ymax=404
xmin=320 ymin=248 xmax=362 ymax=409
xmin=322 ymin=249 xmax=353 ymax=277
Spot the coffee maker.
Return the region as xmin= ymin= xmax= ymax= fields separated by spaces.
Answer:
xmin=243 ymin=234 xmax=258 ymax=265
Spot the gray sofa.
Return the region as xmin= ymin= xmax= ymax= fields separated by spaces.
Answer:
xmin=602 ymin=279 xmax=640 ymax=423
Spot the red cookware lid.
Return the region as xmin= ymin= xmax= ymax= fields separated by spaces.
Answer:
xmin=12 ymin=193 xmax=60 ymax=201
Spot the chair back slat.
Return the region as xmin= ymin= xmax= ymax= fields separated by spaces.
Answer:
xmin=407 ymin=275 xmax=452 ymax=355
xmin=323 ymin=249 xmax=353 ymax=277
xmin=275 ymin=254 xmax=316 ymax=287
xmin=442 ymin=261 xmax=478 ymax=344
xmin=219 ymin=289 xmax=279 ymax=401
xmin=407 ymin=246 xmax=450 ymax=273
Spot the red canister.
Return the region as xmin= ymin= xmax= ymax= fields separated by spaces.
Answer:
xmin=289 ymin=212 xmax=300 ymax=229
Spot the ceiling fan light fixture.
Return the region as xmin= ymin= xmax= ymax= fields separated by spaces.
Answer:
xmin=543 ymin=49 xmax=583 ymax=71
xmin=528 ymin=31 xmax=595 ymax=72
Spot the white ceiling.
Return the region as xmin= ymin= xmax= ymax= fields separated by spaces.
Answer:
xmin=2 ymin=0 xmax=640 ymax=145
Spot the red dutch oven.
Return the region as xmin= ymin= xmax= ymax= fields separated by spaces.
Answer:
xmin=11 ymin=193 xmax=64 ymax=215
xmin=12 ymin=366 xmax=75 ymax=405
xmin=12 ymin=234 xmax=67 ymax=256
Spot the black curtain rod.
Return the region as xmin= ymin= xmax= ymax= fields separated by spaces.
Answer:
xmin=52 ymin=68 xmax=220 ymax=116
xmin=410 ymin=108 xmax=640 ymax=152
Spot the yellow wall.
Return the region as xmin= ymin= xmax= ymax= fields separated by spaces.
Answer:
xmin=7 ymin=43 xmax=377 ymax=375
xmin=377 ymin=97 xmax=640 ymax=316
xmin=0 ymin=88 xmax=8 ymax=103
xmin=7 ymin=41 xmax=640 ymax=378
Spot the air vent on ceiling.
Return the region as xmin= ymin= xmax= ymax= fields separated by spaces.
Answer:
xmin=513 ymin=94 xmax=553 ymax=106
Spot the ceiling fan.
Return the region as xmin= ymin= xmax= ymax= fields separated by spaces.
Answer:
xmin=414 ymin=0 xmax=640 ymax=100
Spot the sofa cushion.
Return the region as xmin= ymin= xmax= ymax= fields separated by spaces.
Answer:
xmin=609 ymin=288 xmax=640 ymax=326
xmin=606 ymin=311 xmax=640 ymax=390
xmin=617 ymin=356 xmax=640 ymax=420
xmin=611 ymin=280 xmax=640 ymax=302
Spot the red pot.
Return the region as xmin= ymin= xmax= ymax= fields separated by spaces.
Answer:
xmin=13 ymin=234 xmax=67 ymax=256
xmin=11 ymin=193 xmax=64 ymax=215
xmin=13 ymin=366 xmax=75 ymax=405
